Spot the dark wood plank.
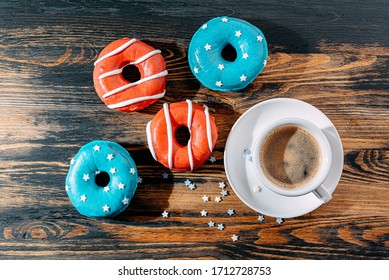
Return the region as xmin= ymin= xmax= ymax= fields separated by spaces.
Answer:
xmin=0 ymin=0 xmax=388 ymax=259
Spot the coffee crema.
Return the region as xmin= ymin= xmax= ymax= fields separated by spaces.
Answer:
xmin=259 ymin=125 xmax=321 ymax=189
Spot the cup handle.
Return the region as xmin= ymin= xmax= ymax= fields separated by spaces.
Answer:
xmin=313 ymin=184 xmax=332 ymax=203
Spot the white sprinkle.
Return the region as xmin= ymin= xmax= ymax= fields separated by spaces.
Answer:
xmin=200 ymin=209 xmax=208 ymax=217
xmin=130 ymin=168 xmax=136 ymax=175
xmin=162 ymin=172 xmax=169 ymax=179
xmin=107 ymin=154 xmax=114 ymax=160
xmin=240 ymin=74 xmax=247 ymax=82
xmin=103 ymin=186 xmax=110 ymax=193
xmin=138 ymin=176 xmax=143 ymax=183
xmin=109 ymin=167 xmax=117 ymax=174
xmin=227 ymin=209 xmax=235 ymax=216
xmin=258 ymin=215 xmax=265 ymax=222
xmin=215 ymin=81 xmax=223 ymax=87
xmin=122 ymin=197 xmax=130 ymax=205
xmin=222 ymin=17 xmax=228 ymax=22
xmin=257 ymin=35 xmax=263 ymax=42
xmin=242 ymin=53 xmax=249 ymax=59
xmin=215 ymin=196 xmax=222 ymax=203
xmin=276 ymin=217 xmax=283 ymax=224
xmin=70 ymin=158 xmax=75 ymax=165
xmin=93 ymin=145 xmax=101 ymax=152
xmin=204 ymin=43 xmax=212 ymax=51
xmin=219 ymin=182 xmax=226 ymax=189
xmin=202 ymin=195 xmax=209 ymax=202
xmin=253 ymin=185 xmax=261 ymax=192
xmin=162 ymin=210 xmax=169 ymax=218
xmin=193 ymin=67 xmax=199 ymax=74
xmin=83 ymin=174 xmax=90 ymax=181
xmin=209 ymin=156 xmax=216 ymax=163
xmin=80 ymin=194 xmax=87 ymax=202
xmin=103 ymin=205 xmax=110 ymax=212
xmin=65 ymin=185 xmax=70 ymax=192
xmin=218 ymin=64 xmax=225 ymax=70
xmin=235 ymin=30 xmax=242 ymax=37
xmin=118 ymin=182 xmax=125 ymax=189
xmin=184 ymin=179 xmax=192 ymax=186
xmin=231 ymin=234 xmax=239 ymax=242
xmin=202 ymin=24 xmax=208 ymax=29
xmin=263 ymin=59 xmax=267 ymax=66
xmin=208 ymin=221 xmax=215 ymax=227
xmin=217 ymin=223 xmax=225 ymax=230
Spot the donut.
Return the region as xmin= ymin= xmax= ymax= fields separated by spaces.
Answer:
xmin=93 ymin=38 xmax=168 ymax=112
xmin=146 ymin=100 xmax=218 ymax=172
xmin=65 ymin=140 xmax=138 ymax=218
xmin=188 ymin=16 xmax=268 ymax=91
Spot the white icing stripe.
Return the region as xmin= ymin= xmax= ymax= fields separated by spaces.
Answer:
xmin=98 ymin=50 xmax=162 ymax=80
xmin=131 ymin=49 xmax=161 ymax=65
xmin=204 ymin=105 xmax=213 ymax=152
xmin=163 ymin=103 xmax=173 ymax=169
xmin=146 ymin=121 xmax=157 ymax=161
xmin=107 ymin=90 xmax=165 ymax=109
xmin=186 ymin=100 xmax=194 ymax=171
xmin=102 ymin=70 xmax=168 ymax=98
xmin=94 ymin=38 xmax=137 ymax=66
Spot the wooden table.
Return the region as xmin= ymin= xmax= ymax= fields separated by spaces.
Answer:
xmin=0 ymin=0 xmax=388 ymax=260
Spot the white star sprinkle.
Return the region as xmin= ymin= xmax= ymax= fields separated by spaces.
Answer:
xmin=221 ymin=17 xmax=228 ymax=22
xmin=103 ymin=186 xmax=110 ymax=193
xmin=65 ymin=185 xmax=70 ymax=191
xmin=208 ymin=221 xmax=215 ymax=227
xmin=258 ymin=215 xmax=265 ymax=222
xmin=204 ymin=43 xmax=212 ymax=51
xmin=138 ymin=176 xmax=143 ymax=183
xmin=240 ymin=74 xmax=247 ymax=82
xmin=162 ymin=210 xmax=169 ymax=218
xmin=130 ymin=168 xmax=136 ymax=175
xmin=242 ymin=53 xmax=249 ymax=59
xmin=202 ymin=23 xmax=208 ymax=29
xmin=193 ymin=67 xmax=199 ymax=74
xmin=215 ymin=81 xmax=223 ymax=87
xmin=109 ymin=167 xmax=117 ymax=174
xmin=188 ymin=183 xmax=196 ymax=190
xmin=102 ymin=205 xmax=110 ymax=212
xmin=219 ymin=182 xmax=226 ymax=189
xmin=209 ymin=156 xmax=216 ymax=163
xmin=93 ymin=145 xmax=101 ymax=152
xmin=217 ymin=223 xmax=225 ymax=230
xmin=94 ymin=170 xmax=101 ymax=175
xmin=221 ymin=189 xmax=229 ymax=196
xmin=257 ymin=35 xmax=263 ymax=42
xmin=162 ymin=172 xmax=169 ymax=179
xmin=200 ymin=209 xmax=208 ymax=217
xmin=253 ymin=185 xmax=261 ymax=192
xmin=276 ymin=217 xmax=283 ymax=224
xmin=83 ymin=174 xmax=90 ymax=181
xmin=235 ymin=30 xmax=242 ymax=37
xmin=184 ymin=179 xmax=192 ymax=186
xmin=231 ymin=234 xmax=239 ymax=242
xmin=227 ymin=209 xmax=235 ymax=216
xmin=202 ymin=195 xmax=209 ymax=202
xmin=118 ymin=182 xmax=125 ymax=189
xmin=80 ymin=194 xmax=87 ymax=202
xmin=218 ymin=64 xmax=225 ymax=70
xmin=70 ymin=158 xmax=75 ymax=165
xmin=122 ymin=197 xmax=129 ymax=205
xmin=263 ymin=59 xmax=267 ymax=66
xmin=106 ymin=154 xmax=114 ymax=161
xmin=215 ymin=196 xmax=222 ymax=203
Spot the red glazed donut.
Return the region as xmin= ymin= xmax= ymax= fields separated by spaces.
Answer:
xmin=146 ymin=100 xmax=218 ymax=172
xmin=93 ymin=38 xmax=168 ymax=112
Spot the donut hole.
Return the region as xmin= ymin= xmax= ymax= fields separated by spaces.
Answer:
xmin=122 ymin=64 xmax=141 ymax=83
xmin=221 ymin=43 xmax=237 ymax=62
xmin=95 ymin=171 xmax=111 ymax=188
xmin=175 ymin=126 xmax=191 ymax=147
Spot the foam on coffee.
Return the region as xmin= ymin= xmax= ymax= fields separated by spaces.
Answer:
xmin=259 ymin=125 xmax=321 ymax=189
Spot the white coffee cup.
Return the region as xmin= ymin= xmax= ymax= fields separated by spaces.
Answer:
xmin=252 ymin=117 xmax=333 ymax=203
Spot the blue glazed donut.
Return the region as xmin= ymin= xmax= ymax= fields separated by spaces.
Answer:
xmin=188 ymin=16 xmax=268 ymax=91
xmin=65 ymin=140 xmax=138 ymax=218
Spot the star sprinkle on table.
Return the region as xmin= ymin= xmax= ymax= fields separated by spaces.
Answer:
xmin=202 ymin=195 xmax=209 ymax=202
xmin=188 ymin=183 xmax=196 ymax=190
xmin=221 ymin=190 xmax=229 ymax=196
xmin=162 ymin=172 xmax=169 ymax=179
xmin=184 ymin=179 xmax=191 ymax=186
xmin=218 ymin=182 xmax=226 ymax=189
xmin=253 ymin=185 xmax=261 ymax=193
xmin=209 ymin=156 xmax=216 ymax=163
xmin=217 ymin=224 xmax=225 ymax=230
xmin=227 ymin=209 xmax=235 ymax=216
xmin=200 ymin=209 xmax=208 ymax=217
xmin=258 ymin=215 xmax=265 ymax=222
xmin=276 ymin=217 xmax=284 ymax=224
xmin=138 ymin=176 xmax=142 ymax=184
xmin=208 ymin=221 xmax=215 ymax=227
xmin=231 ymin=234 xmax=239 ymax=242
xmin=215 ymin=196 xmax=222 ymax=203
xmin=162 ymin=210 xmax=169 ymax=218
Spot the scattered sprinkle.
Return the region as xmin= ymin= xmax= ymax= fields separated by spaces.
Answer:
xmin=162 ymin=172 xmax=169 ymax=179
xmin=102 ymin=205 xmax=110 ymax=212
xmin=276 ymin=217 xmax=283 ymax=224
xmin=253 ymin=185 xmax=261 ymax=192
xmin=231 ymin=234 xmax=239 ymax=242
xmin=109 ymin=167 xmax=117 ymax=174
xmin=200 ymin=209 xmax=208 ymax=217
xmin=184 ymin=179 xmax=192 ymax=186
xmin=209 ymin=156 xmax=216 ymax=163
xmin=80 ymin=194 xmax=87 ymax=202
xmin=93 ymin=145 xmax=101 ymax=152
xmin=188 ymin=183 xmax=196 ymax=190
xmin=162 ymin=210 xmax=169 ymax=218
xmin=258 ymin=215 xmax=265 ymax=222
xmin=122 ymin=197 xmax=129 ymax=205
xmin=65 ymin=185 xmax=70 ymax=192
xmin=138 ymin=176 xmax=143 ymax=184
xmin=208 ymin=221 xmax=215 ymax=227
xmin=130 ymin=168 xmax=136 ymax=175
xmin=118 ymin=182 xmax=125 ymax=189
xmin=83 ymin=174 xmax=90 ymax=181
xmin=215 ymin=196 xmax=222 ymax=203
xmin=202 ymin=195 xmax=210 ymax=202
xmin=219 ymin=182 xmax=226 ymax=189
xmin=227 ymin=209 xmax=235 ymax=216
xmin=217 ymin=223 xmax=225 ymax=230
xmin=106 ymin=154 xmax=114 ymax=160
xmin=221 ymin=189 xmax=229 ymax=196
xmin=103 ymin=186 xmax=110 ymax=193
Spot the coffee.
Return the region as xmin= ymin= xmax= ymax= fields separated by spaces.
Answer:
xmin=259 ymin=125 xmax=321 ymax=189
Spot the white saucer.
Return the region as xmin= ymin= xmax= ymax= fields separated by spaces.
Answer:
xmin=224 ymin=98 xmax=343 ymax=218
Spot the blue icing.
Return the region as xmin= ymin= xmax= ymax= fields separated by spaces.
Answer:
xmin=188 ymin=16 xmax=268 ymax=91
xmin=65 ymin=140 xmax=138 ymax=218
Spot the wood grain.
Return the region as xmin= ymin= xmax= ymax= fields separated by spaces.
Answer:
xmin=0 ymin=0 xmax=388 ymax=259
